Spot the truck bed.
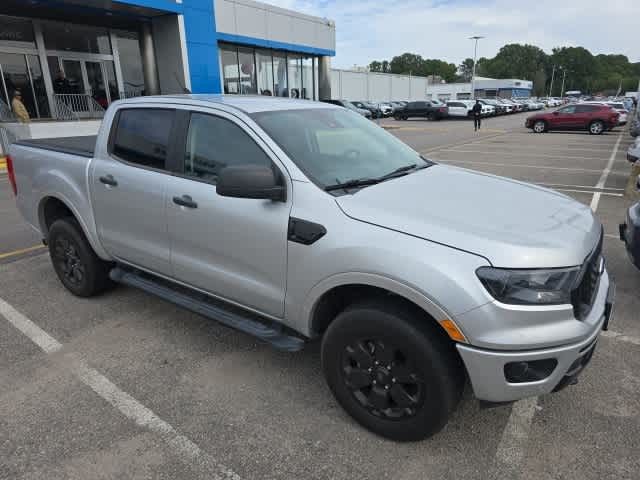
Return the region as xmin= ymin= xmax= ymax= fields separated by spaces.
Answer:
xmin=14 ymin=135 xmax=97 ymax=158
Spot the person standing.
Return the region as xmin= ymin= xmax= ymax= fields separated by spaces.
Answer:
xmin=472 ymin=99 xmax=482 ymax=131
xmin=11 ymin=90 xmax=30 ymax=123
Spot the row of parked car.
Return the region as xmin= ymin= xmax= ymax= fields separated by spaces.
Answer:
xmin=322 ymin=97 xmax=548 ymax=121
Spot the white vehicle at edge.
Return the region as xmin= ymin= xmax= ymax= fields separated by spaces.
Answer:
xmin=582 ymin=101 xmax=628 ymax=125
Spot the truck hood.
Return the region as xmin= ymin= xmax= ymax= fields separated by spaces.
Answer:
xmin=336 ymin=165 xmax=601 ymax=268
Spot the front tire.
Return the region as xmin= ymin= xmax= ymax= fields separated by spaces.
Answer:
xmin=321 ymin=299 xmax=464 ymax=441
xmin=48 ymin=218 xmax=113 ymax=297
xmin=589 ymin=120 xmax=604 ymax=135
xmin=533 ymin=120 xmax=547 ymax=133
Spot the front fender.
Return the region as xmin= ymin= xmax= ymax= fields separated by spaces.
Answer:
xmin=302 ymin=272 xmax=452 ymax=335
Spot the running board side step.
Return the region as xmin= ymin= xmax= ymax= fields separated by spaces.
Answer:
xmin=109 ymin=267 xmax=305 ymax=352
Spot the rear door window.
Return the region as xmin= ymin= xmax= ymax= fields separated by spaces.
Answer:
xmin=575 ymin=105 xmax=598 ymax=113
xmin=111 ymin=108 xmax=174 ymax=170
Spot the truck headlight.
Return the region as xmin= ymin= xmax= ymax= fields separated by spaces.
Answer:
xmin=476 ymin=266 xmax=580 ymax=305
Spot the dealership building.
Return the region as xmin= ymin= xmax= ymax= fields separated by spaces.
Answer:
xmin=426 ymin=77 xmax=534 ymax=101
xmin=0 ymin=0 xmax=336 ymax=123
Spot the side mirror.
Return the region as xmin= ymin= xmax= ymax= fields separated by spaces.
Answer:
xmin=552 ymin=111 xmax=560 ymax=115
xmin=217 ymin=165 xmax=285 ymax=202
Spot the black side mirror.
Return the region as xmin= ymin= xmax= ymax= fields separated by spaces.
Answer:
xmin=217 ymin=165 xmax=285 ymax=201
xmin=552 ymin=111 xmax=560 ymax=115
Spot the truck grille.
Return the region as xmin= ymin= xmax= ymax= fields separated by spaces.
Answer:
xmin=571 ymin=232 xmax=603 ymax=320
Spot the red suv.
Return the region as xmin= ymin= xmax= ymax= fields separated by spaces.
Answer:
xmin=525 ymin=104 xmax=619 ymax=135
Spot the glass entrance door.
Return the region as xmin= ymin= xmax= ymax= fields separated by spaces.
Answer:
xmin=48 ymin=57 xmax=114 ymax=117
xmin=61 ymin=59 xmax=83 ymax=94
xmin=85 ymin=61 xmax=110 ymax=108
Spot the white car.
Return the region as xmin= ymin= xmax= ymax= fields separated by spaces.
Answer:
xmin=378 ymin=103 xmax=394 ymax=117
xmin=447 ymin=100 xmax=495 ymax=117
xmin=446 ymin=101 xmax=471 ymax=117
xmin=606 ymin=102 xmax=629 ymax=125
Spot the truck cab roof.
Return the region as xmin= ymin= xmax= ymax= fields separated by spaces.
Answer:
xmin=119 ymin=94 xmax=336 ymax=114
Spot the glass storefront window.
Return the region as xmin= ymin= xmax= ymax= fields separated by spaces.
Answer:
xmin=104 ymin=62 xmax=119 ymax=101
xmin=0 ymin=53 xmax=37 ymax=118
xmin=237 ymin=47 xmax=257 ymax=94
xmin=42 ymin=21 xmax=111 ymax=54
xmin=0 ymin=16 xmax=36 ymax=50
xmin=220 ymin=45 xmax=239 ymax=94
xmin=272 ymin=52 xmax=288 ymax=97
xmin=256 ymin=49 xmax=273 ymax=96
xmin=115 ymin=31 xmax=144 ymax=97
xmin=26 ymin=55 xmax=50 ymax=118
xmin=287 ymin=54 xmax=302 ymax=99
xmin=301 ymin=57 xmax=313 ymax=100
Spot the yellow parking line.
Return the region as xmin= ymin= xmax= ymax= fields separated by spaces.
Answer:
xmin=0 ymin=245 xmax=46 ymax=260
xmin=0 ymin=156 xmax=6 ymax=173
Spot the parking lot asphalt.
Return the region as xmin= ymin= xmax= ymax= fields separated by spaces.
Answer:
xmin=1 ymin=112 xmax=639 ymax=480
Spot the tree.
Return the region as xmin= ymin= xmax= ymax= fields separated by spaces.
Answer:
xmin=479 ymin=44 xmax=548 ymax=81
xmin=533 ymin=70 xmax=547 ymax=96
xmin=365 ymin=43 xmax=639 ymax=94
xmin=389 ymin=53 xmax=424 ymax=75
xmin=458 ymin=58 xmax=474 ymax=82
xmin=550 ymin=47 xmax=595 ymax=94
xmin=369 ymin=61 xmax=383 ymax=72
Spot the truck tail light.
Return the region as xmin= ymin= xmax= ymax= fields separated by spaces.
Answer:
xmin=439 ymin=107 xmax=446 ymax=113
xmin=6 ymin=155 xmax=17 ymax=196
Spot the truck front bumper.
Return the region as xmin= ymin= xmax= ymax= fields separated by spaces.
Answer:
xmin=457 ymin=279 xmax=615 ymax=403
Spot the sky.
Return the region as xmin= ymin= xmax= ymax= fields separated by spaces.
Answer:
xmin=264 ymin=0 xmax=640 ymax=69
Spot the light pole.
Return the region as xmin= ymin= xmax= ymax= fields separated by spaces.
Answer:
xmin=548 ymin=65 xmax=556 ymax=98
xmin=469 ymin=36 xmax=484 ymax=99
xmin=560 ymin=67 xmax=567 ymax=98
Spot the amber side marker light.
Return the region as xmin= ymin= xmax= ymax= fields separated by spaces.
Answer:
xmin=439 ymin=319 xmax=468 ymax=343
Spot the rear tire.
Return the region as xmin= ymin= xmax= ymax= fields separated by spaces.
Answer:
xmin=533 ymin=120 xmax=547 ymax=133
xmin=321 ymin=299 xmax=464 ymax=441
xmin=48 ymin=217 xmax=113 ymax=297
xmin=589 ymin=120 xmax=604 ymax=135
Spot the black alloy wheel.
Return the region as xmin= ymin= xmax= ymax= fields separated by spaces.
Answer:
xmin=342 ymin=338 xmax=424 ymax=419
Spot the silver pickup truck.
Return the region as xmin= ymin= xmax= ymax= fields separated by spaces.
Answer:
xmin=7 ymin=95 xmax=614 ymax=441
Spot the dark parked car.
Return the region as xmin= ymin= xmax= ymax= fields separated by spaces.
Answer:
xmin=525 ymin=104 xmax=619 ymax=135
xmin=352 ymin=101 xmax=382 ymax=118
xmin=322 ymin=99 xmax=372 ymax=119
xmin=393 ymin=100 xmax=448 ymax=120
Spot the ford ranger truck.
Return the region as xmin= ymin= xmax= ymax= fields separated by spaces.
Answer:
xmin=7 ymin=95 xmax=615 ymax=441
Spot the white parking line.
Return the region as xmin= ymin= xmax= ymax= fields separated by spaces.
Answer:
xmin=465 ymin=143 xmax=614 ymax=152
xmin=601 ymin=330 xmax=640 ymax=346
xmin=489 ymin=397 xmax=538 ymax=478
xmin=553 ymin=189 xmax=622 ymax=197
xmin=536 ymin=182 xmax=624 ymax=191
xmin=440 ymin=149 xmax=610 ymax=160
xmin=590 ymin=132 xmax=623 ymax=212
xmin=433 ymin=159 xmax=604 ymax=173
xmin=0 ymin=296 xmax=241 ymax=480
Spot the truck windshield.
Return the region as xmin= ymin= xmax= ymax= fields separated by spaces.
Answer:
xmin=252 ymin=108 xmax=431 ymax=190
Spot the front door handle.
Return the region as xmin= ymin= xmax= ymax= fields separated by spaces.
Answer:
xmin=99 ymin=174 xmax=118 ymax=187
xmin=173 ymin=195 xmax=198 ymax=209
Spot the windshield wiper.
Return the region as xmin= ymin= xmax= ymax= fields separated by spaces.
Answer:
xmin=324 ymin=177 xmax=381 ymax=191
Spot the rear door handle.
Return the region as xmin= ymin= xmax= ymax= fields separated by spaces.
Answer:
xmin=99 ymin=175 xmax=118 ymax=187
xmin=173 ymin=195 xmax=198 ymax=209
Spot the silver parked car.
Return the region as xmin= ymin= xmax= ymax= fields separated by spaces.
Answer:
xmin=8 ymin=95 xmax=614 ymax=441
